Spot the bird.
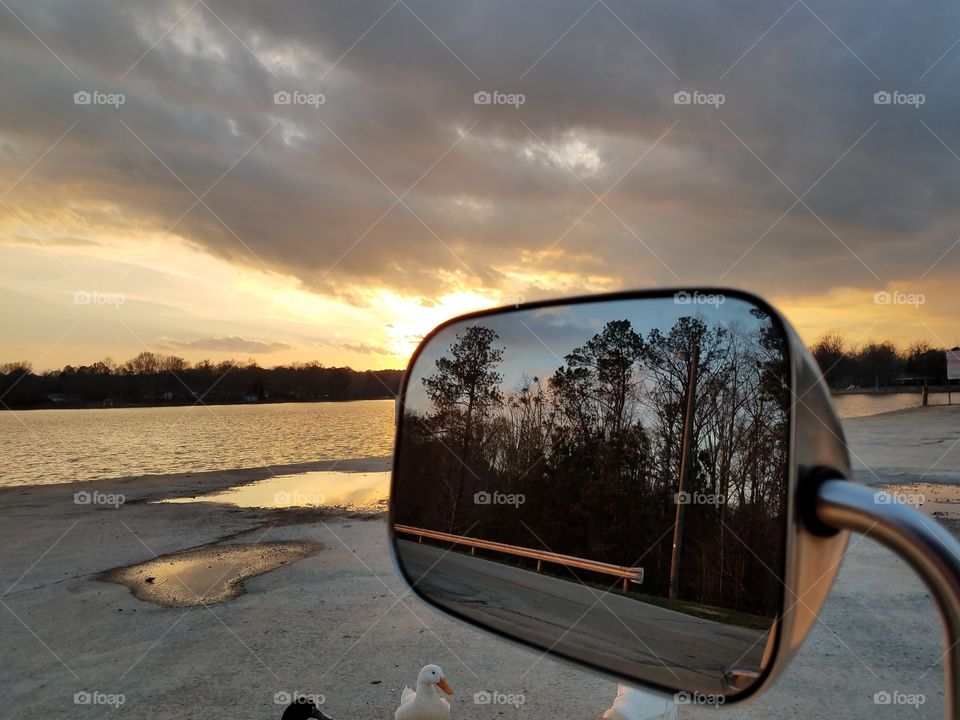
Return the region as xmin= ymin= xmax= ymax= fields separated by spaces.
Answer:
xmin=281 ymin=696 xmax=334 ymax=720
xmin=602 ymin=684 xmax=676 ymax=720
xmin=394 ymin=664 xmax=453 ymax=720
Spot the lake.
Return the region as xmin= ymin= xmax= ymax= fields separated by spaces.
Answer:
xmin=2 ymin=393 xmax=954 ymax=487
xmin=0 ymin=400 xmax=395 ymax=487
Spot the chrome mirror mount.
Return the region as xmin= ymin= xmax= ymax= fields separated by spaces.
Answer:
xmin=816 ymin=479 xmax=960 ymax=720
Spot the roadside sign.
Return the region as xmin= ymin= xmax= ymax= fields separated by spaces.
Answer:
xmin=949 ymin=351 xmax=960 ymax=381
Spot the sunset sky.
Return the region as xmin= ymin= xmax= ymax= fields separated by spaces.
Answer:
xmin=1 ymin=1 xmax=959 ymax=371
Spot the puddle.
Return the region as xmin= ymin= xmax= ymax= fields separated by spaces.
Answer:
xmin=159 ymin=470 xmax=391 ymax=512
xmin=102 ymin=541 xmax=321 ymax=607
xmin=880 ymin=482 xmax=960 ymax=520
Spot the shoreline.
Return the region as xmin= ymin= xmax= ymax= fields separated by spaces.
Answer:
xmin=0 ymin=396 xmax=398 ymax=412
xmin=0 ymin=456 xmax=392 ymax=495
xmin=841 ymin=405 xmax=960 ymax=487
xmin=832 ymin=386 xmax=957 ymax=396
xmin=837 ymin=401 xmax=959 ymax=419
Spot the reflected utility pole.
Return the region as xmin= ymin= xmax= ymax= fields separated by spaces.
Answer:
xmin=669 ymin=346 xmax=699 ymax=601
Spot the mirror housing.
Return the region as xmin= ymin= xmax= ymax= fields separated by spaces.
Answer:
xmin=389 ymin=288 xmax=851 ymax=704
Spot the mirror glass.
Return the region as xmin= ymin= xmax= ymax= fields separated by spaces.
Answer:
xmin=391 ymin=292 xmax=790 ymax=697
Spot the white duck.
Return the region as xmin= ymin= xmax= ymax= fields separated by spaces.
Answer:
xmin=603 ymin=684 xmax=677 ymax=720
xmin=394 ymin=664 xmax=453 ymax=720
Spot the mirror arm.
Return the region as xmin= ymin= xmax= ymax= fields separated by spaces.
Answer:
xmin=816 ymin=478 xmax=960 ymax=720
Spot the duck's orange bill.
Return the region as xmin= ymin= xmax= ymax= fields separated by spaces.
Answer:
xmin=437 ymin=679 xmax=454 ymax=695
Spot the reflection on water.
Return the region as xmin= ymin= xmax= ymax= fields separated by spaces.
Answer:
xmin=0 ymin=400 xmax=395 ymax=487
xmin=161 ymin=471 xmax=392 ymax=511
xmin=102 ymin=541 xmax=321 ymax=607
xmin=832 ymin=392 xmax=953 ymax=419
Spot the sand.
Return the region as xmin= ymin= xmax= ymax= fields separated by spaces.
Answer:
xmin=843 ymin=404 xmax=960 ymax=485
xmin=1 ymin=407 xmax=959 ymax=718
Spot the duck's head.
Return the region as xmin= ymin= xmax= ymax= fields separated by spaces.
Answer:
xmin=281 ymin=696 xmax=331 ymax=720
xmin=417 ymin=664 xmax=453 ymax=695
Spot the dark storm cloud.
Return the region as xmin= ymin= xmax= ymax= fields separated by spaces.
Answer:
xmin=2 ymin=0 xmax=960 ymax=299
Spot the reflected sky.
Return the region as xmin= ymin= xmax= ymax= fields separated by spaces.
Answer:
xmin=405 ymin=295 xmax=774 ymax=413
xmin=161 ymin=470 xmax=391 ymax=511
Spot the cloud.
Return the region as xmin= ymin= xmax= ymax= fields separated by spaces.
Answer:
xmin=340 ymin=342 xmax=393 ymax=356
xmin=1 ymin=0 xmax=959 ymax=309
xmin=158 ymin=335 xmax=291 ymax=354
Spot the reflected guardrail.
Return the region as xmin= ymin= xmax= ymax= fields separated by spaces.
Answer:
xmin=394 ymin=523 xmax=644 ymax=591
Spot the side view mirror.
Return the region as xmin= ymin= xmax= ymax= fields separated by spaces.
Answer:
xmin=388 ymin=288 xmax=960 ymax=716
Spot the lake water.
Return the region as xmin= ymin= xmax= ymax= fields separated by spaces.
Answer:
xmin=0 ymin=400 xmax=395 ymax=487
xmin=1 ymin=393 xmax=954 ymax=488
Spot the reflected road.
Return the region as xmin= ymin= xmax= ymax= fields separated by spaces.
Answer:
xmin=399 ymin=539 xmax=770 ymax=693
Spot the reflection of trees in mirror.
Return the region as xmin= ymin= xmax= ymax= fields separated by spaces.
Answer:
xmin=420 ymin=326 xmax=504 ymax=532
xmin=395 ymin=311 xmax=789 ymax=619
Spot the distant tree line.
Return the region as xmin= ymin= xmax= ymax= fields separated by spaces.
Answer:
xmin=0 ymin=353 xmax=402 ymax=408
xmin=810 ymin=333 xmax=959 ymax=391
xmin=395 ymin=310 xmax=789 ymax=618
